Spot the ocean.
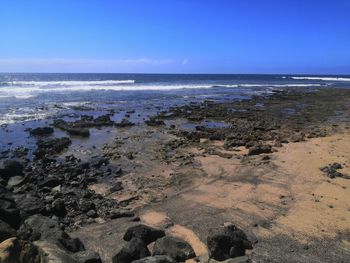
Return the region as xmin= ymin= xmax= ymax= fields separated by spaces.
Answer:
xmin=1 ymin=73 xmax=350 ymax=126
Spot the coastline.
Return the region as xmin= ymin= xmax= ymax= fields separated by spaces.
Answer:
xmin=1 ymin=87 xmax=350 ymax=262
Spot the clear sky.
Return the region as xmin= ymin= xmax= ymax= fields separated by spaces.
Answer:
xmin=0 ymin=0 xmax=349 ymax=74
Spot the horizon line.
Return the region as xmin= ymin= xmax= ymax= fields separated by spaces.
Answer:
xmin=1 ymin=72 xmax=349 ymax=76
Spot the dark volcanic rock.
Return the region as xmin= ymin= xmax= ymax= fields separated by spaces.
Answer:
xmin=73 ymin=250 xmax=103 ymax=263
xmin=54 ymin=115 xmax=113 ymax=137
xmin=247 ymin=145 xmax=272 ymax=156
xmin=59 ymin=237 xmax=85 ymax=252
xmin=109 ymin=209 xmax=134 ymax=219
xmin=29 ymin=126 xmax=54 ymax=136
xmin=18 ymin=214 xmax=68 ymax=242
xmin=153 ymin=236 xmax=196 ymax=262
xmin=115 ymin=119 xmax=135 ymax=128
xmin=52 ymin=198 xmax=67 ymax=216
xmin=54 ymin=119 xmax=90 ymax=137
xmin=123 ymin=225 xmax=165 ymax=245
xmin=0 ymin=219 xmax=17 ymax=242
xmin=34 ymin=137 xmax=71 ymax=158
xmin=320 ymin=162 xmax=349 ymax=179
xmin=18 ymin=214 xmax=85 ymax=253
xmin=90 ymin=156 xmax=109 ymax=168
xmin=0 ymin=188 xmax=21 ymax=228
xmin=145 ymin=117 xmax=165 ymax=126
xmin=207 ymin=224 xmax=253 ymax=261
xmin=132 ymin=255 xmax=177 ymax=263
xmin=112 ymin=237 xmax=150 ymax=263
xmin=0 ymin=159 xmax=24 ymax=180
xmin=7 ymin=176 xmax=26 ymax=188
xmin=38 ymin=176 xmax=62 ymax=188
xmin=14 ymin=195 xmax=45 ymax=218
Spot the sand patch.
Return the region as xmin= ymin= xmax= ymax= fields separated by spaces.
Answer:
xmin=271 ymin=131 xmax=350 ymax=239
xmin=168 ymin=224 xmax=209 ymax=261
xmin=140 ymin=211 xmax=170 ymax=228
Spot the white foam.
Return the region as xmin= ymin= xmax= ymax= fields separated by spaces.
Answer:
xmin=289 ymin=76 xmax=350 ymax=81
xmin=0 ymin=80 xmax=326 ymax=100
xmin=6 ymin=80 xmax=135 ymax=86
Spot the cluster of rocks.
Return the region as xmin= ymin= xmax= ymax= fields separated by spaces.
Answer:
xmin=34 ymin=137 xmax=72 ymax=159
xmin=320 ymin=163 xmax=349 ymax=179
xmin=53 ymin=114 xmax=115 ymax=137
xmin=112 ymin=224 xmax=253 ymax=263
xmin=0 ymin=153 xmax=129 ymax=230
xmin=145 ymin=117 xmax=165 ymax=127
xmin=0 ymin=148 xmax=137 ymax=261
xmin=151 ymin=90 xmax=346 ymax=159
xmin=0 ymin=212 xmax=103 ymax=263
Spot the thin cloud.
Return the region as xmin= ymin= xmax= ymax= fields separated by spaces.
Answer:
xmin=0 ymin=58 xmax=177 ymax=66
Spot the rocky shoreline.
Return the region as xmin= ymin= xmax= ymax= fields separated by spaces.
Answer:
xmin=1 ymin=87 xmax=350 ymax=262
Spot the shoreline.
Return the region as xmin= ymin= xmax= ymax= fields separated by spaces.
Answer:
xmin=1 ymin=87 xmax=350 ymax=262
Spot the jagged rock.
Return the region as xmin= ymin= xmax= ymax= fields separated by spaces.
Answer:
xmin=29 ymin=127 xmax=54 ymax=136
xmin=153 ymin=236 xmax=196 ymax=262
xmin=14 ymin=195 xmax=45 ymax=218
xmin=0 ymin=159 xmax=24 ymax=180
xmin=52 ymin=198 xmax=67 ymax=216
xmin=123 ymin=225 xmax=165 ymax=245
xmin=115 ymin=119 xmax=135 ymax=128
xmin=90 ymin=156 xmax=109 ymax=168
xmin=0 ymin=237 xmax=21 ymax=262
xmin=73 ymin=250 xmax=102 ymax=263
xmin=220 ymin=256 xmax=250 ymax=263
xmin=39 ymin=176 xmax=62 ymax=188
xmin=0 ymin=188 xmax=21 ymax=228
xmin=110 ymin=209 xmax=134 ymax=219
xmin=112 ymin=238 xmax=150 ymax=263
xmin=0 ymin=220 xmax=16 ymax=243
xmin=34 ymin=240 xmax=80 ymax=263
xmin=18 ymin=214 xmax=69 ymax=242
xmin=145 ymin=118 xmax=165 ymax=126
xmin=132 ymin=255 xmax=177 ymax=263
xmin=320 ymin=162 xmax=350 ymax=179
xmin=7 ymin=176 xmax=25 ymax=187
xmin=18 ymin=214 xmax=83 ymax=252
xmin=59 ymin=238 xmax=85 ymax=253
xmin=247 ymin=145 xmax=272 ymax=156
xmin=207 ymin=224 xmax=252 ymax=261
xmin=34 ymin=137 xmax=72 ymax=158
xmin=108 ymin=182 xmax=123 ymax=193
xmin=53 ymin=119 xmax=90 ymax=137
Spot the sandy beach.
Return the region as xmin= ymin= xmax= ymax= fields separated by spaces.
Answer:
xmin=1 ymin=86 xmax=350 ymax=262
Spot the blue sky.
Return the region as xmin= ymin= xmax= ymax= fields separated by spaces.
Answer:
xmin=0 ymin=0 xmax=349 ymax=74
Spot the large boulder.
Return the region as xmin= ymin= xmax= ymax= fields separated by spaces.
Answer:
xmin=73 ymin=250 xmax=103 ymax=263
xmin=18 ymin=214 xmax=68 ymax=242
xmin=0 ymin=219 xmax=16 ymax=243
xmin=34 ymin=137 xmax=72 ymax=158
xmin=0 ymin=188 xmax=21 ymax=229
xmin=0 ymin=237 xmax=21 ymax=262
xmin=207 ymin=224 xmax=252 ymax=261
xmin=14 ymin=194 xmax=46 ymax=219
xmin=18 ymin=214 xmax=84 ymax=252
xmin=132 ymin=255 xmax=177 ymax=263
xmin=247 ymin=145 xmax=272 ymax=156
xmin=7 ymin=176 xmax=26 ymax=188
xmin=29 ymin=127 xmax=54 ymax=136
xmin=112 ymin=238 xmax=150 ymax=263
xmin=0 ymin=159 xmax=24 ymax=180
xmin=0 ymin=237 xmax=40 ymax=263
xmin=123 ymin=225 xmax=165 ymax=245
xmin=34 ymin=240 xmax=80 ymax=263
xmin=153 ymin=236 xmax=195 ymax=262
